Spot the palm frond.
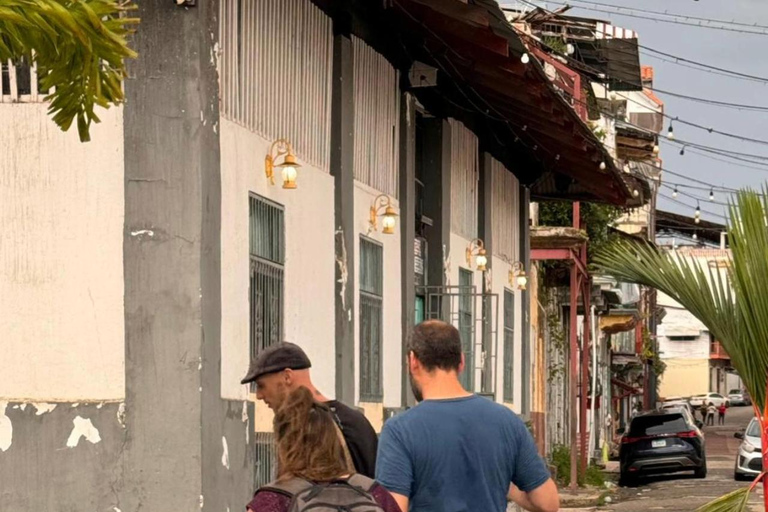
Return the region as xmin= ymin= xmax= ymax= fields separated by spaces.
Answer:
xmin=694 ymin=487 xmax=751 ymax=512
xmin=595 ymin=189 xmax=768 ymax=511
xmin=0 ymin=0 xmax=138 ymax=141
xmin=595 ymin=189 xmax=768 ymax=412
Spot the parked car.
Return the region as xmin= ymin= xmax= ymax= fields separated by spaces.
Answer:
xmin=734 ymin=418 xmax=763 ymax=480
xmin=661 ymin=401 xmax=695 ymax=418
xmin=619 ymin=409 xmax=706 ymax=486
xmin=689 ymin=392 xmax=729 ymax=408
xmin=728 ymin=389 xmax=752 ymax=407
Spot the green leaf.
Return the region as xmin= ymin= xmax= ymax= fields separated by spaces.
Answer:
xmin=0 ymin=0 xmax=138 ymax=141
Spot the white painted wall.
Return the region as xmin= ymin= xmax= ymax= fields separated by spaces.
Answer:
xmin=657 ymin=292 xmax=709 ymax=360
xmin=353 ymin=182 xmax=402 ymax=410
xmin=220 ymin=119 xmax=336 ymax=401
xmin=0 ymin=104 xmax=125 ymax=401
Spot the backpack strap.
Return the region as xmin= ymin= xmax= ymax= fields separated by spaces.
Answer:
xmin=345 ymin=474 xmax=377 ymax=493
xmin=256 ymin=477 xmax=314 ymax=499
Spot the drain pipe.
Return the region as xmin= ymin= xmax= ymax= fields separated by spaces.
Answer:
xmin=588 ymin=305 xmax=598 ymax=463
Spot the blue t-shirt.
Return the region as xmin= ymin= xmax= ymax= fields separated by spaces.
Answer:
xmin=376 ymin=395 xmax=550 ymax=512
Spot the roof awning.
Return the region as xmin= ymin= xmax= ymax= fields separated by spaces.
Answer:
xmin=320 ymin=0 xmax=639 ymax=206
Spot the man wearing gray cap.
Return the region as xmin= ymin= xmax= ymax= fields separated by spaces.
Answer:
xmin=241 ymin=342 xmax=378 ymax=478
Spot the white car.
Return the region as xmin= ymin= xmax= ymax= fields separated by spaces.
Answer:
xmin=689 ymin=393 xmax=729 ymax=408
xmin=735 ymin=418 xmax=763 ymax=480
xmin=662 ymin=401 xmax=695 ymax=418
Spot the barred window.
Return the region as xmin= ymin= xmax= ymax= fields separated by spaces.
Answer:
xmin=503 ymin=289 xmax=515 ymax=402
xmin=360 ymin=238 xmax=383 ymax=402
xmin=249 ymin=194 xmax=285 ymax=358
xmin=253 ymin=432 xmax=276 ymax=488
xmin=458 ymin=268 xmax=474 ymax=391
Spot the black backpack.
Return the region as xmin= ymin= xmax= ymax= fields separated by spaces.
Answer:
xmin=257 ymin=474 xmax=385 ymax=512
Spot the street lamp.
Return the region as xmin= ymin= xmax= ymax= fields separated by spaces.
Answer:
xmin=369 ymin=194 xmax=398 ymax=234
xmin=466 ymin=239 xmax=488 ymax=272
xmin=265 ymin=138 xmax=301 ymax=189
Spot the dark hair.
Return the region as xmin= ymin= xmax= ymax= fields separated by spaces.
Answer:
xmin=408 ymin=320 xmax=462 ymax=372
xmin=273 ymin=387 xmax=349 ymax=481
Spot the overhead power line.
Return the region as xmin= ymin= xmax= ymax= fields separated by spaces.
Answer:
xmin=565 ymin=0 xmax=768 ymax=31
xmin=546 ymin=1 xmax=768 ymax=36
xmin=640 ymin=45 xmax=768 ymax=84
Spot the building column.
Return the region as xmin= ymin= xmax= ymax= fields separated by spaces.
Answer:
xmin=520 ymin=186 xmax=531 ymax=416
xmin=478 ymin=152 xmax=494 ymax=394
xmin=122 ymin=1 xmax=221 ymax=509
xmin=399 ymin=91 xmax=416 ymax=407
xmin=421 ymin=118 xmax=452 ymax=320
xmin=331 ymin=16 xmax=356 ymax=405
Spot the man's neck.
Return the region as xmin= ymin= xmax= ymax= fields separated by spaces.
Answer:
xmin=418 ymin=373 xmax=472 ymax=401
xmin=297 ymin=382 xmax=330 ymax=402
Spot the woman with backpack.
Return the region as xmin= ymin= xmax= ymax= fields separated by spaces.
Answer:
xmin=246 ymin=386 xmax=401 ymax=512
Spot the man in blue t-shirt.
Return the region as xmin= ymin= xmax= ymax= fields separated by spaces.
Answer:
xmin=376 ymin=320 xmax=559 ymax=512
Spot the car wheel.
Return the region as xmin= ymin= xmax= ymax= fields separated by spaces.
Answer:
xmin=695 ymin=460 xmax=707 ymax=479
xmin=619 ymin=471 xmax=636 ymax=487
xmin=734 ymin=471 xmax=745 ymax=481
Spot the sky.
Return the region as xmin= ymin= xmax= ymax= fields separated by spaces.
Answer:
xmin=501 ymin=0 xmax=768 ymax=224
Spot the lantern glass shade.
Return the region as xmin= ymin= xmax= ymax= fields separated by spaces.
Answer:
xmin=382 ymin=213 xmax=397 ymax=234
xmin=516 ymin=274 xmax=528 ymax=290
xmin=476 ymin=253 xmax=488 ymax=272
xmin=281 ymin=165 xmax=298 ymax=189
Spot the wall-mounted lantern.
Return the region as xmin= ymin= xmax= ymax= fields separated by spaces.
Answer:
xmin=466 ymin=238 xmax=488 ymax=272
xmin=369 ymin=194 xmax=398 ymax=234
xmin=265 ymin=138 xmax=300 ymax=189
xmin=509 ymin=261 xmax=528 ymax=291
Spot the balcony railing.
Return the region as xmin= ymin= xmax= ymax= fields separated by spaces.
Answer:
xmin=530 ymin=47 xmax=587 ymax=122
xmin=1 ymin=59 xmax=47 ymax=103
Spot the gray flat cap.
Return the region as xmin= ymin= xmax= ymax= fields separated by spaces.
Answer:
xmin=240 ymin=342 xmax=312 ymax=384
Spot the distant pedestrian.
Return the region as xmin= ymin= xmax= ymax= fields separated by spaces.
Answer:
xmin=700 ymin=403 xmax=708 ymax=423
xmin=706 ymin=403 xmax=717 ymax=426
xmin=718 ymin=403 xmax=727 ymax=425
xmin=631 ymin=402 xmax=643 ymax=418
xmin=376 ymin=320 xmax=559 ymax=512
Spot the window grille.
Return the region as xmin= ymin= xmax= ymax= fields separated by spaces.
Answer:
xmin=458 ymin=268 xmax=474 ymax=391
xmin=253 ymin=432 xmax=276 ymax=488
xmin=503 ymin=289 xmax=515 ymax=402
xmin=359 ymin=238 xmax=383 ymax=402
xmin=1 ymin=58 xmax=46 ymax=102
xmin=249 ymin=194 xmax=285 ymax=358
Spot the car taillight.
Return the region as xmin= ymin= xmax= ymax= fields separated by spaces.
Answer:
xmin=622 ymin=436 xmax=646 ymax=444
xmin=677 ymin=431 xmax=698 ymax=438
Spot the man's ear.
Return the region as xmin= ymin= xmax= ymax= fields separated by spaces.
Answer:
xmin=283 ymin=368 xmax=293 ymax=385
xmin=458 ymin=353 xmax=465 ymax=374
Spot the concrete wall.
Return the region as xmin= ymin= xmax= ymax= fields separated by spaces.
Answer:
xmin=353 ymin=182 xmax=402 ymax=420
xmin=0 ymin=104 xmax=125 ymax=402
xmin=659 ymin=359 xmax=710 ymax=399
xmin=219 ymin=119 xmax=336 ymax=403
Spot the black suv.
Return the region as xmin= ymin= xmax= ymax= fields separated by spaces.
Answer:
xmin=619 ymin=408 xmax=706 ymax=485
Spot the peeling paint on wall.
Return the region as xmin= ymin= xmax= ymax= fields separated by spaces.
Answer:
xmin=335 ymin=228 xmax=349 ymax=311
xmin=66 ymin=416 xmax=102 ymax=447
xmin=130 ymin=229 xmax=154 ymax=238
xmin=221 ymin=436 xmax=230 ymax=469
xmin=242 ymin=401 xmax=249 ymax=445
xmin=0 ymin=402 xmax=12 ymax=451
xmin=32 ymin=403 xmax=57 ymax=415
xmin=117 ymin=403 xmax=126 ymax=428
xmin=443 ymin=245 xmax=451 ymax=285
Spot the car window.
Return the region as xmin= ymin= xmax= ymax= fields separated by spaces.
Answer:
xmin=629 ymin=414 xmax=689 ymax=436
xmin=713 ymin=394 xmax=723 ymax=399
xmin=730 ymin=389 xmax=741 ymax=394
xmin=746 ymin=419 xmax=760 ymax=437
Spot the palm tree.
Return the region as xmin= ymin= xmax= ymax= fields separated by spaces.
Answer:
xmin=595 ymin=189 xmax=768 ymax=512
xmin=0 ymin=0 xmax=138 ymax=141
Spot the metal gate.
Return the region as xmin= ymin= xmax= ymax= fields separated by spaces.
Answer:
xmin=417 ymin=284 xmax=499 ymax=397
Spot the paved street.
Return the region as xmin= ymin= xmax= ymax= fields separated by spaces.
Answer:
xmin=605 ymin=405 xmax=764 ymax=511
